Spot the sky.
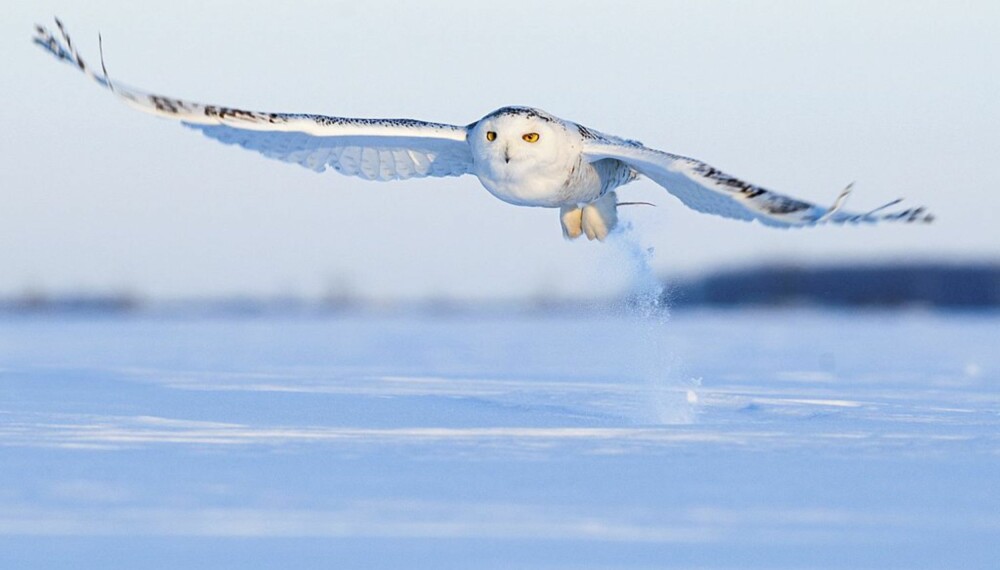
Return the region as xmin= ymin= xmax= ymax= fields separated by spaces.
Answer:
xmin=2 ymin=0 xmax=998 ymax=301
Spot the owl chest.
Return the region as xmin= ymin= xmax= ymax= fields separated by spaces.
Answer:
xmin=474 ymin=157 xmax=603 ymax=208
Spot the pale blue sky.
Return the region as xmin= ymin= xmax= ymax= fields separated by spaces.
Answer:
xmin=3 ymin=1 xmax=998 ymax=300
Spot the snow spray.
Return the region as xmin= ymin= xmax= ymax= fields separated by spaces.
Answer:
xmin=609 ymin=222 xmax=699 ymax=424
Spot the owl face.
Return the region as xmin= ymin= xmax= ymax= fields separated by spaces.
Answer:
xmin=470 ymin=108 xmax=576 ymax=175
xmin=468 ymin=107 xmax=585 ymax=206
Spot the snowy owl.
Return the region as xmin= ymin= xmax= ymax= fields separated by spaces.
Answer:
xmin=34 ymin=20 xmax=932 ymax=241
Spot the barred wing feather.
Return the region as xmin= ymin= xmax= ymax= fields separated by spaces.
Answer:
xmin=33 ymin=20 xmax=473 ymax=181
xmin=582 ymin=138 xmax=932 ymax=227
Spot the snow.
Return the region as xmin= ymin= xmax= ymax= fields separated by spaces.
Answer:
xmin=1 ymin=308 xmax=998 ymax=568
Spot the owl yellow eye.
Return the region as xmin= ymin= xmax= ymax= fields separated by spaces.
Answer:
xmin=486 ymin=131 xmax=497 ymax=142
xmin=522 ymin=133 xmax=540 ymax=143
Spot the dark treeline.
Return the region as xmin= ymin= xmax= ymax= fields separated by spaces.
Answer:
xmin=670 ymin=262 xmax=1000 ymax=308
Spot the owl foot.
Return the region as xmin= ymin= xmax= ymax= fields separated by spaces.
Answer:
xmin=560 ymin=191 xmax=618 ymax=241
xmin=560 ymin=205 xmax=584 ymax=239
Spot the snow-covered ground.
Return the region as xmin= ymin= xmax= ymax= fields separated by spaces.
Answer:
xmin=1 ymin=308 xmax=997 ymax=569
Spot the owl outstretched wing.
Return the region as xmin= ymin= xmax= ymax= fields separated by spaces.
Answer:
xmin=580 ymin=130 xmax=932 ymax=227
xmin=33 ymin=20 xmax=473 ymax=181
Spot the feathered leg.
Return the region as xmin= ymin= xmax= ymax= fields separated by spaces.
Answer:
xmin=560 ymin=205 xmax=584 ymax=239
xmin=581 ymin=191 xmax=618 ymax=241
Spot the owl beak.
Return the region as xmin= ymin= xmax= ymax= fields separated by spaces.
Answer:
xmin=503 ymin=144 xmax=511 ymax=164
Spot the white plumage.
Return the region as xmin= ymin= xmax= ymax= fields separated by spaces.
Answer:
xmin=33 ymin=20 xmax=932 ymax=241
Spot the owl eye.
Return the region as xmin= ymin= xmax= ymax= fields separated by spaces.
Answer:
xmin=522 ymin=133 xmax=540 ymax=143
xmin=486 ymin=131 xmax=497 ymax=142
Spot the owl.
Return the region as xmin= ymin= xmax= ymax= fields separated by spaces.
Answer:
xmin=34 ymin=20 xmax=932 ymax=241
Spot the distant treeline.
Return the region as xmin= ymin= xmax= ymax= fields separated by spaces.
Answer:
xmin=2 ymin=262 xmax=998 ymax=314
xmin=669 ymin=262 xmax=1000 ymax=308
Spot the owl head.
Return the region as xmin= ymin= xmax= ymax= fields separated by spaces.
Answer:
xmin=468 ymin=107 xmax=580 ymax=178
